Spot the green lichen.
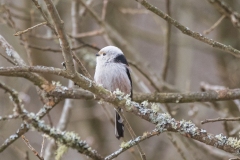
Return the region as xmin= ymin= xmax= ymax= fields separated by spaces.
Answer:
xmin=151 ymin=103 xmax=159 ymax=113
xmin=55 ymin=143 xmax=68 ymax=160
xmin=141 ymin=101 xmax=149 ymax=108
xmin=52 ymin=81 xmax=62 ymax=87
xmin=113 ymin=88 xmax=125 ymax=98
xmin=226 ymin=137 xmax=240 ymax=150
xmin=120 ymin=141 xmax=131 ymax=148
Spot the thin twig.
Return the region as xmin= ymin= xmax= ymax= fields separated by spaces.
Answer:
xmin=25 ymin=43 xmax=86 ymax=52
xmin=25 ymin=151 xmax=29 ymax=160
xmin=203 ymin=15 xmax=226 ymax=35
xmin=0 ymin=81 xmax=24 ymax=115
xmin=105 ymin=130 xmax=159 ymax=160
xmin=31 ymin=0 xmax=57 ymax=35
xmin=40 ymin=135 xmax=45 ymax=157
xmin=101 ymin=0 xmax=109 ymax=20
xmin=72 ymin=51 xmax=92 ymax=79
xmin=161 ymin=0 xmax=171 ymax=81
xmin=22 ymin=135 xmax=44 ymax=160
xmin=120 ymin=8 xmax=149 ymax=14
xmin=2 ymin=5 xmax=17 ymax=30
xmin=117 ymin=111 xmax=146 ymax=160
xmin=101 ymin=104 xmax=114 ymax=125
xmin=207 ymin=0 xmax=240 ymax=28
xmin=0 ymin=114 xmax=20 ymax=121
xmin=69 ymin=28 xmax=104 ymax=39
xmin=0 ymin=52 xmax=16 ymax=65
xmin=201 ymin=117 xmax=240 ymax=124
xmin=43 ymin=0 xmax=76 ymax=75
xmin=128 ymin=61 xmax=160 ymax=92
xmin=167 ymin=133 xmax=187 ymax=160
xmin=47 ymin=113 xmax=53 ymax=127
xmin=14 ymin=21 xmax=47 ymax=36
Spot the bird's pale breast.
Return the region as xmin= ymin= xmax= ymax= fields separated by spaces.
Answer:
xmin=94 ymin=63 xmax=131 ymax=94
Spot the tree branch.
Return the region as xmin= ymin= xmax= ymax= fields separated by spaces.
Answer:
xmin=105 ymin=130 xmax=159 ymax=160
xmin=134 ymin=0 xmax=240 ymax=58
xmin=207 ymin=0 xmax=240 ymax=28
xmin=43 ymin=0 xmax=76 ymax=75
xmin=25 ymin=113 xmax=104 ymax=160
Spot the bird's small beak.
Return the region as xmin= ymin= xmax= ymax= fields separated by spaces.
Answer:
xmin=96 ymin=53 xmax=100 ymax=56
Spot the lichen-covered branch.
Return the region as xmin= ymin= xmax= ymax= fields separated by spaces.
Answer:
xmin=26 ymin=113 xmax=104 ymax=160
xmin=2 ymin=65 xmax=240 ymax=104
xmin=48 ymin=85 xmax=240 ymax=103
xmin=0 ymin=81 xmax=24 ymax=115
xmin=0 ymin=66 xmax=70 ymax=79
xmin=0 ymin=35 xmax=49 ymax=88
xmin=105 ymin=130 xmax=160 ymax=160
xmin=0 ymin=123 xmax=29 ymax=152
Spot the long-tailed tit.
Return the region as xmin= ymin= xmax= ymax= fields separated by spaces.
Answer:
xmin=94 ymin=46 xmax=132 ymax=139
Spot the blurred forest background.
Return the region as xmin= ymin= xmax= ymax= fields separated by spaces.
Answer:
xmin=0 ymin=0 xmax=240 ymax=160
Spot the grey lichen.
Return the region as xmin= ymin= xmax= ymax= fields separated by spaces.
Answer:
xmin=5 ymin=47 xmax=12 ymax=57
xmin=215 ymin=133 xmax=227 ymax=146
xmin=154 ymin=113 xmax=172 ymax=132
xmin=138 ymin=106 xmax=152 ymax=116
xmin=178 ymin=120 xmax=199 ymax=136
xmin=9 ymin=134 xmax=18 ymax=141
xmin=200 ymin=129 xmax=207 ymax=133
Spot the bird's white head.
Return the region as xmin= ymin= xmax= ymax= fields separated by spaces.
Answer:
xmin=96 ymin=46 xmax=124 ymax=65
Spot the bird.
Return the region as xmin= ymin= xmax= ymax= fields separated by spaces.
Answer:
xmin=94 ymin=46 xmax=132 ymax=139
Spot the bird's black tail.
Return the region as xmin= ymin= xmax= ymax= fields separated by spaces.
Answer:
xmin=115 ymin=109 xmax=124 ymax=139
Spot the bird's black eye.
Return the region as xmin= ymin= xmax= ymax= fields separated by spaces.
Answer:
xmin=103 ymin=53 xmax=106 ymax=56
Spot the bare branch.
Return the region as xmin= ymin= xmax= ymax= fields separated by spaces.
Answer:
xmin=31 ymin=0 xmax=57 ymax=35
xmin=202 ymin=117 xmax=240 ymax=124
xmin=128 ymin=61 xmax=160 ymax=92
xmin=14 ymin=21 xmax=47 ymax=36
xmin=161 ymin=0 xmax=171 ymax=81
xmin=43 ymin=0 xmax=76 ymax=75
xmin=134 ymin=0 xmax=240 ymax=58
xmin=132 ymin=88 xmax=240 ymax=103
xmin=21 ymin=135 xmax=44 ymax=160
xmin=0 ymin=35 xmax=49 ymax=87
xmin=0 ymin=81 xmax=25 ymax=115
xmin=25 ymin=43 xmax=87 ymax=52
xmin=101 ymin=0 xmax=109 ymax=20
xmin=203 ymin=15 xmax=226 ymax=35
xmin=69 ymin=28 xmax=104 ymax=39
xmin=207 ymin=0 xmax=240 ymax=28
